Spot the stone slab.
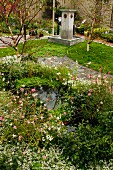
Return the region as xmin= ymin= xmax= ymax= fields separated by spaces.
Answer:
xmin=48 ymin=35 xmax=84 ymax=46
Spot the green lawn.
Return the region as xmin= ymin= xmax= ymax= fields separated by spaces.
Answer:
xmin=0 ymin=39 xmax=113 ymax=74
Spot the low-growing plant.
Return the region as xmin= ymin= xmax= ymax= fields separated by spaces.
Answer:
xmin=0 ymin=60 xmax=72 ymax=91
xmin=101 ymin=33 xmax=113 ymax=43
xmin=76 ymin=23 xmax=90 ymax=35
xmin=1 ymin=71 xmax=113 ymax=169
xmin=84 ymin=27 xmax=109 ymax=37
xmin=0 ymin=89 xmax=63 ymax=147
xmin=60 ymin=75 xmax=113 ymax=126
xmin=58 ymin=111 xmax=113 ymax=169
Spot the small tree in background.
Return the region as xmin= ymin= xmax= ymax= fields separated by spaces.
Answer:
xmin=0 ymin=0 xmax=46 ymax=60
xmin=73 ymin=0 xmax=111 ymax=51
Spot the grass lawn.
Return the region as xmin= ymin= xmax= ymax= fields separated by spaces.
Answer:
xmin=0 ymin=39 xmax=113 ymax=74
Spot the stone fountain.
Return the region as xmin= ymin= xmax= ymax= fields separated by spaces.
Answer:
xmin=48 ymin=9 xmax=84 ymax=46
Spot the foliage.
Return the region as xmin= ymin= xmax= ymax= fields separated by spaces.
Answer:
xmin=101 ymin=33 xmax=113 ymax=43
xmin=0 ymin=144 xmax=76 ymax=170
xmin=58 ymin=111 xmax=113 ymax=169
xmin=60 ymin=79 xmax=113 ymax=126
xmin=0 ymin=64 xmax=113 ymax=169
xmin=42 ymin=0 xmax=60 ymax=19
xmin=84 ymin=27 xmax=109 ymax=37
xmin=0 ymin=39 xmax=113 ymax=74
xmin=0 ymin=89 xmax=64 ymax=146
xmin=0 ymin=0 xmax=46 ymax=56
xmin=0 ymin=59 xmax=72 ymax=91
xmin=76 ymin=24 xmax=90 ymax=35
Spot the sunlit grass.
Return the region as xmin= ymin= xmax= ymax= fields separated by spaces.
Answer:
xmin=0 ymin=39 xmax=113 ymax=74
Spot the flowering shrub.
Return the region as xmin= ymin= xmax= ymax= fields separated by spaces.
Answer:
xmin=0 ymin=56 xmax=113 ymax=169
xmin=0 ymin=89 xmax=63 ymax=148
xmin=60 ymin=75 xmax=113 ymax=126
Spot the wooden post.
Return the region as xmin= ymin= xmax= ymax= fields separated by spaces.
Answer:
xmin=52 ymin=0 xmax=55 ymax=35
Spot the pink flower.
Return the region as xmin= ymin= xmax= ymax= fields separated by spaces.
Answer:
xmin=31 ymin=121 xmax=35 ymax=125
xmin=13 ymin=125 xmax=17 ymax=129
xmin=31 ymin=88 xmax=36 ymax=93
xmin=43 ymin=155 xmax=47 ymax=159
xmin=89 ymin=74 xmax=93 ymax=79
xmin=26 ymin=120 xmax=30 ymax=124
xmin=89 ymin=89 xmax=93 ymax=93
xmin=71 ymin=76 xmax=75 ymax=80
xmin=18 ymin=106 xmax=22 ymax=109
xmin=88 ymin=92 xmax=91 ymax=96
xmin=19 ymin=100 xmax=23 ymax=104
xmin=48 ymin=108 xmax=51 ymax=111
xmin=63 ymin=112 xmax=66 ymax=115
xmin=20 ymin=88 xmax=24 ymax=92
xmin=0 ymin=116 xmax=4 ymax=121
xmin=18 ymin=135 xmax=23 ymax=141
xmin=21 ymin=115 xmax=25 ymax=119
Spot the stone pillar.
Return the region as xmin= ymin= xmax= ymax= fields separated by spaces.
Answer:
xmin=60 ymin=9 xmax=76 ymax=40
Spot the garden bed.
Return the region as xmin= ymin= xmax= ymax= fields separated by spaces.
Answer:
xmin=0 ymin=54 xmax=113 ymax=169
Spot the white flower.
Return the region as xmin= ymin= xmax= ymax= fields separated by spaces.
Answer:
xmin=87 ymin=61 xmax=91 ymax=65
xmin=40 ymin=116 xmax=44 ymax=119
xmin=56 ymin=72 xmax=61 ymax=75
xmin=2 ymin=78 xmax=5 ymax=81
xmin=12 ymin=134 xmax=17 ymax=138
xmin=56 ymin=117 xmax=60 ymax=120
xmin=100 ymin=101 xmax=103 ymax=105
xmin=46 ymin=135 xmax=53 ymax=141
xmin=42 ymin=137 xmax=45 ymax=141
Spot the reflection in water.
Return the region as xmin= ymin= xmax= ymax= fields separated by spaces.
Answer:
xmin=34 ymin=88 xmax=61 ymax=109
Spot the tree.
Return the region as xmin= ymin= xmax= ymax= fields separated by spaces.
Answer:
xmin=73 ymin=0 xmax=111 ymax=51
xmin=0 ymin=0 xmax=46 ymax=60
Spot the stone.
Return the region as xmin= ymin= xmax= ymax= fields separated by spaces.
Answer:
xmin=48 ymin=9 xmax=84 ymax=46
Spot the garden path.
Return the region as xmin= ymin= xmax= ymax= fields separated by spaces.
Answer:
xmin=38 ymin=56 xmax=113 ymax=83
xmin=76 ymin=33 xmax=113 ymax=47
xmin=38 ymin=34 xmax=113 ymax=82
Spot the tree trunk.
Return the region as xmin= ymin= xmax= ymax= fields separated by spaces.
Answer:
xmin=110 ymin=4 xmax=113 ymax=28
xmin=87 ymin=18 xmax=96 ymax=51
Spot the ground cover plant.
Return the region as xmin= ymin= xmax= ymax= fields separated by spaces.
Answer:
xmin=0 ymin=53 xmax=113 ymax=169
xmin=0 ymin=39 xmax=113 ymax=74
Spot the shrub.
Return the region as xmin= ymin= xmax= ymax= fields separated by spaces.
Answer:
xmin=60 ymin=80 xmax=113 ymax=127
xmin=0 ymin=60 xmax=72 ymax=91
xmin=0 ymin=90 xmax=63 ymax=148
xmin=76 ymin=24 xmax=90 ymax=34
xmin=84 ymin=27 xmax=109 ymax=38
xmin=93 ymin=27 xmax=109 ymax=34
xmin=58 ymin=111 xmax=113 ymax=169
xmin=101 ymin=33 xmax=113 ymax=43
